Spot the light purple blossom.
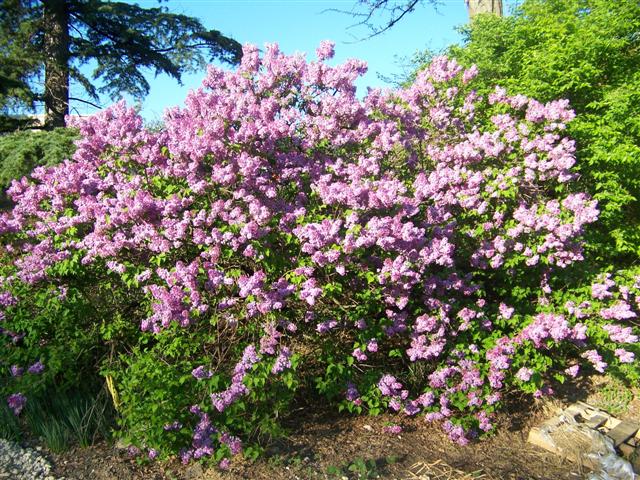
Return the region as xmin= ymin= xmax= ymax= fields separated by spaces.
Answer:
xmin=271 ymin=347 xmax=292 ymax=374
xmin=565 ymin=365 xmax=580 ymax=377
xmin=7 ymin=393 xmax=26 ymax=415
xmin=515 ymin=367 xmax=533 ymax=382
xmin=603 ymin=324 xmax=638 ymax=344
xmin=582 ymin=349 xmax=607 ymax=373
xmin=316 ymin=40 xmax=335 ymax=61
xmin=27 ymin=361 xmax=44 ymax=375
xmin=383 ymin=424 xmax=403 ymax=434
xmin=498 ymin=303 xmax=514 ymax=319
xmin=600 ymin=301 xmax=637 ymax=320
xmin=191 ymin=366 xmax=213 ymax=380
xmin=614 ymin=348 xmax=634 ymax=364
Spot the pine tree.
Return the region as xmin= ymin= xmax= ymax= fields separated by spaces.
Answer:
xmin=0 ymin=0 xmax=242 ymax=129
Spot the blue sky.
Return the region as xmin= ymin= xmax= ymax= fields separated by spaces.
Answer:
xmin=71 ymin=0 xmax=520 ymax=121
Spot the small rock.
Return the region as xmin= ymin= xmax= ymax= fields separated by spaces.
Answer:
xmin=114 ymin=438 xmax=129 ymax=450
xmin=629 ymin=448 xmax=640 ymax=474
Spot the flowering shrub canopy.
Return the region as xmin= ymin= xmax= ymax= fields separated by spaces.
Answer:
xmin=0 ymin=42 xmax=637 ymax=464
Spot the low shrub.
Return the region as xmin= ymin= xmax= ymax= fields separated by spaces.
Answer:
xmin=0 ymin=128 xmax=78 ymax=193
xmin=0 ymin=42 xmax=637 ymax=467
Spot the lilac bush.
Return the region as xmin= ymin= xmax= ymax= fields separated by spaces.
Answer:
xmin=0 ymin=42 xmax=637 ymax=463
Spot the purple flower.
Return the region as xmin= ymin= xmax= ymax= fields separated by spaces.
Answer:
xmin=7 ymin=393 xmax=26 ymax=416
xmin=498 ymin=303 xmax=514 ymax=319
xmin=220 ymin=432 xmax=243 ymax=455
xmin=592 ymin=275 xmax=615 ymax=299
xmin=316 ymin=319 xmax=338 ymax=333
xmin=352 ymin=347 xmax=367 ymax=362
xmin=565 ymin=365 xmax=580 ymax=377
xmin=603 ymin=324 xmax=638 ymax=344
xmin=345 ymin=382 xmax=360 ymax=402
xmin=27 ymin=361 xmax=44 ymax=375
xmin=191 ymin=366 xmax=213 ymax=380
xmin=10 ymin=365 xmax=23 ymax=377
xmin=271 ymin=347 xmax=292 ymax=374
xmin=600 ymin=301 xmax=637 ymax=321
xmin=127 ymin=445 xmax=141 ymax=457
xmin=355 ymin=319 xmax=367 ymax=330
xmin=0 ymin=291 xmax=17 ymax=307
xmin=515 ymin=367 xmax=533 ymax=382
xmin=316 ymin=40 xmax=335 ymax=61
xmin=383 ymin=424 xmax=403 ymax=435
xmin=163 ymin=421 xmax=183 ymax=431
xmin=582 ymin=349 xmax=607 ymax=373
xmin=378 ymin=374 xmax=403 ymax=397
xmin=614 ymin=348 xmax=635 ymax=364
xmin=477 ymin=411 xmax=493 ymax=432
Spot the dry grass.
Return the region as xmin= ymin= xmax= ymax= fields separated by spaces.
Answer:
xmin=404 ymin=460 xmax=495 ymax=480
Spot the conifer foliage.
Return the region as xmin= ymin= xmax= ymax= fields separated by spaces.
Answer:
xmin=0 ymin=0 xmax=242 ymax=129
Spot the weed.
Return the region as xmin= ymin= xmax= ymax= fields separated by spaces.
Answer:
xmin=327 ymin=457 xmax=381 ymax=479
xmin=593 ymin=377 xmax=634 ymax=416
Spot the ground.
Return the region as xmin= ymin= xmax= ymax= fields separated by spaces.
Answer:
xmin=48 ymin=375 xmax=639 ymax=480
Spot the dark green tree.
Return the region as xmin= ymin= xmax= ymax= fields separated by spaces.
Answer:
xmin=0 ymin=0 xmax=242 ymax=129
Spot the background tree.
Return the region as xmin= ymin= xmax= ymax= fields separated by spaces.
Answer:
xmin=0 ymin=0 xmax=242 ymax=129
xmin=346 ymin=0 xmax=502 ymax=37
xmin=0 ymin=0 xmax=42 ymax=130
xmin=416 ymin=0 xmax=640 ymax=262
xmin=466 ymin=0 xmax=502 ymax=18
xmin=0 ymin=127 xmax=78 ymax=209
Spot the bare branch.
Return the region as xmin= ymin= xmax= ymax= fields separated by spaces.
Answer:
xmin=69 ymin=96 xmax=102 ymax=109
xmin=324 ymin=0 xmax=441 ymax=41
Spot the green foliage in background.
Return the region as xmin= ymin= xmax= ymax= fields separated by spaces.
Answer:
xmin=425 ymin=0 xmax=640 ymax=263
xmin=0 ymin=128 xmax=78 ymax=192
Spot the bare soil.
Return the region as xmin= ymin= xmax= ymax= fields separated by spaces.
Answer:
xmin=47 ymin=375 xmax=640 ymax=480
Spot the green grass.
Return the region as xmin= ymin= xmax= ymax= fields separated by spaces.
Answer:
xmin=592 ymin=376 xmax=634 ymax=416
xmin=22 ymin=386 xmax=114 ymax=452
xmin=0 ymin=401 xmax=22 ymax=441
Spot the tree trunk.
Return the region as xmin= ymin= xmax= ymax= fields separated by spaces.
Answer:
xmin=43 ymin=0 xmax=70 ymax=128
xmin=466 ymin=0 xmax=503 ymax=19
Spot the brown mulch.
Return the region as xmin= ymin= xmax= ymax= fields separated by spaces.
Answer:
xmin=47 ymin=375 xmax=639 ymax=480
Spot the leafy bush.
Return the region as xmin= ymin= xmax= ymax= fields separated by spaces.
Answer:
xmin=437 ymin=0 xmax=640 ymax=262
xmin=0 ymin=42 xmax=637 ymax=468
